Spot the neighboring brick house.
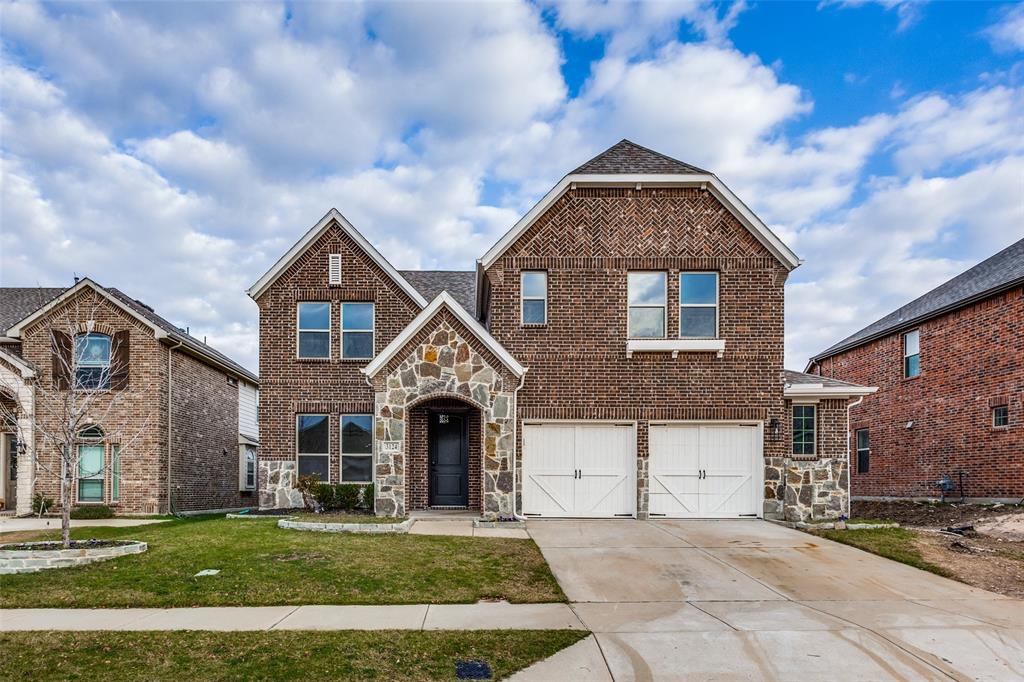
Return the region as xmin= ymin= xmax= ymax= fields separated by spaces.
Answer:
xmin=0 ymin=279 xmax=260 ymax=516
xmin=250 ymin=139 xmax=873 ymax=522
xmin=808 ymin=238 xmax=1024 ymax=502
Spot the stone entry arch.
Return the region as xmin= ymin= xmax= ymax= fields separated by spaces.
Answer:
xmin=363 ymin=297 xmax=524 ymax=518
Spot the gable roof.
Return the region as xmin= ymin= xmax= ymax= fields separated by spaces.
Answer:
xmin=400 ymin=271 xmax=476 ymax=317
xmin=811 ymin=238 xmax=1024 ymax=364
xmin=4 ymin=279 xmax=257 ymax=384
xmin=247 ymin=208 xmax=428 ymax=307
xmin=362 ymin=291 xmax=525 ymax=379
xmin=477 ymin=140 xmax=801 ymax=276
xmin=0 ymin=287 xmax=66 ymax=334
xmin=571 ymin=139 xmax=709 ymax=175
xmin=783 ymin=369 xmax=876 ymax=399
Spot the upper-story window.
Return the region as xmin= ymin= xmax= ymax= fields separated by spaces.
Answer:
xmin=792 ymin=404 xmax=816 ymax=456
xmin=75 ymin=333 xmax=111 ymax=390
xmin=903 ymin=330 xmax=920 ymax=378
xmin=679 ymin=273 xmax=718 ymax=338
xmin=341 ymin=303 xmax=374 ymax=359
xmin=297 ymin=302 xmax=330 ymax=359
xmin=628 ymin=272 xmax=666 ymax=338
xmin=521 ymin=271 xmax=547 ymax=325
xmin=993 ymin=405 xmax=1009 ymax=428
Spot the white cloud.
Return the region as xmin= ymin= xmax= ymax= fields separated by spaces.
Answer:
xmin=984 ymin=3 xmax=1024 ymax=52
xmin=821 ymin=1 xmax=926 ymax=33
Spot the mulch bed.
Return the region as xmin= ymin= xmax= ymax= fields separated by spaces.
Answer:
xmin=1 ymin=539 xmax=135 ymax=551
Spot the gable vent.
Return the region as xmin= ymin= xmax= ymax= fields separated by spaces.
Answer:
xmin=328 ymin=254 xmax=342 ymax=285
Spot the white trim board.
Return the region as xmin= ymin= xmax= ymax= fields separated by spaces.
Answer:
xmin=247 ymin=208 xmax=428 ymax=307
xmin=784 ymin=384 xmax=877 ymax=399
xmin=362 ymin=292 xmax=526 ymax=378
xmin=5 ymin=278 xmax=162 ymax=339
xmin=0 ymin=346 xmax=37 ymax=379
xmin=477 ymin=174 xmax=802 ymax=272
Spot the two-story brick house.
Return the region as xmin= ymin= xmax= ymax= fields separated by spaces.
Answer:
xmin=0 ymin=279 xmax=259 ymax=516
xmin=250 ymin=140 xmax=873 ymax=522
xmin=808 ymin=238 xmax=1023 ymax=502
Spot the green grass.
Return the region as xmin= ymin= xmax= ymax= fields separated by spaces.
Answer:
xmin=813 ymin=527 xmax=951 ymax=577
xmin=0 ymin=630 xmax=587 ymax=681
xmin=0 ymin=516 xmax=565 ymax=608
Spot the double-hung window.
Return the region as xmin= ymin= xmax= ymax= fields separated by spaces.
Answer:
xmin=297 ymin=414 xmax=329 ymax=481
xmin=993 ymin=405 xmax=1009 ymax=428
xmin=903 ymin=330 xmax=920 ymax=378
xmin=679 ymin=272 xmax=718 ymax=338
xmin=340 ymin=415 xmax=373 ymax=482
xmin=77 ymin=444 xmax=105 ymax=502
xmin=75 ymin=333 xmax=111 ymax=389
xmin=628 ymin=272 xmax=666 ymax=338
xmin=297 ymin=303 xmax=330 ymax=359
xmin=521 ymin=271 xmax=547 ymax=325
xmin=341 ymin=303 xmax=374 ymax=359
xmin=792 ymin=405 xmax=817 ymax=456
xmin=855 ymin=429 xmax=870 ymax=473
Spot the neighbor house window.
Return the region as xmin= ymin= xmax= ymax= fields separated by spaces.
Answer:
xmin=297 ymin=303 xmax=330 ymax=359
xmin=111 ymin=444 xmax=121 ymax=502
xmin=792 ymin=405 xmax=817 ymax=456
xmin=855 ymin=429 xmax=869 ymax=474
xmin=628 ymin=272 xmax=666 ymax=338
xmin=77 ymin=444 xmax=105 ymax=502
xmin=297 ymin=414 xmax=329 ymax=481
xmin=75 ymin=333 xmax=111 ymax=389
xmin=679 ymin=272 xmax=718 ymax=338
xmin=242 ymin=446 xmax=257 ymax=490
xmin=340 ymin=415 xmax=373 ymax=483
xmin=341 ymin=303 xmax=374 ymax=359
xmin=903 ymin=330 xmax=920 ymax=378
xmin=993 ymin=405 xmax=1009 ymax=428
xmin=521 ymin=271 xmax=547 ymax=325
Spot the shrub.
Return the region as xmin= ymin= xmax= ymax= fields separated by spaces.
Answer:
xmin=32 ymin=493 xmax=54 ymax=516
xmin=336 ymin=484 xmax=361 ymax=512
xmin=70 ymin=505 xmax=115 ymax=520
xmin=361 ymin=483 xmax=375 ymax=510
xmin=295 ymin=475 xmax=321 ymax=510
xmin=313 ymin=483 xmax=337 ymax=510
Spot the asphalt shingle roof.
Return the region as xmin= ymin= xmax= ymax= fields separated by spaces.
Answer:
xmin=571 ymin=139 xmax=709 ymax=175
xmin=0 ymin=287 xmax=65 ymax=333
xmin=400 ymin=271 xmax=477 ymax=317
xmin=813 ymin=238 xmax=1024 ymax=361
xmin=784 ymin=369 xmax=866 ymax=389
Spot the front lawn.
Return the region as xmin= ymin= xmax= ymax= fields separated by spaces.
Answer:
xmin=0 ymin=516 xmax=564 ymax=608
xmin=0 ymin=630 xmax=586 ymax=681
xmin=811 ymin=527 xmax=951 ymax=577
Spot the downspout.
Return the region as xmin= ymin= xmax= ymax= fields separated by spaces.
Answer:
xmin=846 ymin=395 xmax=865 ymax=520
xmin=167 ymin=339 xmax=183 ymax=515
xmin=510 ymin=369 xmax=528 ymax=521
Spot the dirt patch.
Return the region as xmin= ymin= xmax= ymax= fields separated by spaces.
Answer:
xmin=851 ymin=500 xmax=1024 ymax=598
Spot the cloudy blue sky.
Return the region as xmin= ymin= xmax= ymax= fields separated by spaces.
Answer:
xmin=1 ymin=0 xmax=1022 ymax=372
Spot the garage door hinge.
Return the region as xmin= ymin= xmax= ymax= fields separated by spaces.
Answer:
xmin=649 ymin=513 xmax=666 ymax=517
xmin=614 ymin=513 xmax=634 ymax=517
xmin=739 ymin=514 xmax=758 ymax=517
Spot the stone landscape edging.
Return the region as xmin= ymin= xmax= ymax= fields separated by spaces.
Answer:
xmin=0 ymin=540 xmax=147 ymax=574
xmin=277 ymin=518 xmax=415 ymax=534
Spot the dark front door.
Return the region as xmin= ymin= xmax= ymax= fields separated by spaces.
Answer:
xmin=429 ymin=411 xmax=468 ymax=507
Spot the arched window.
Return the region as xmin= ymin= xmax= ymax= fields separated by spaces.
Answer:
xmin=77 ymin=426 xmax=106 ymax=503
xmin=75 ymin=333 xmax=111 ymax=390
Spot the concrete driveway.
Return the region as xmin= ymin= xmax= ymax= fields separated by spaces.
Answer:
xmin=516 ymin=519 xmax=1023 ymax=681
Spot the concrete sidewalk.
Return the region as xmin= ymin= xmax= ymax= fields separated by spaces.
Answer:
xmin=0 ymin=602 xmax=585 ymax=632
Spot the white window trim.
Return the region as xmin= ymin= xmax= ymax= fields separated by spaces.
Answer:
xmin=328 ymin=254 xmax=342 ymax=285
xmin=340 ymin=302 xmax=375 ymax=360
xmin=903 ymin=329 xmax=920 ymax=378
xmin=296 ymin=414 xmax=330 ymax=483
xmin=520 ymin=271 xmax=548 ymax=326
xmin=855 ymin=428 xmax=870 ymax=473
xmin=340 ymin=414 xmax=374 ymax=483
xmin=296 ymin=302 xmax=331 ymax=360
xmin=993 ymin=405 xmax=1009 ymax=428
xmin=792 ymin=403 xmax=817 ymax=457
xmin=75 ymin=332 xmax=112 ymax=390
xmin=111 ymin=444 xmax=121 ymax=503
xmin=679 ymin=272 xmax=719 ymax=339
xmin=240 ymin=446 xmax=257 ymax=491
xmin=76 ymin=442 xmax=106 ymax=504
xmin=627 ymin=271 xmax=668 ymax=339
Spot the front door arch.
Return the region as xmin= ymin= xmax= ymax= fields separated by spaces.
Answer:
xmin=429 ymin=409 xmax=469 ymax=507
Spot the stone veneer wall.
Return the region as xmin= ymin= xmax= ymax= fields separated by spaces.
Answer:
xmin=371 ymin=317 xmax=516 ymax=519
xmin=259 ymin=460 xmax=304 ymax=508
xmin=764 ymin=457 xmax=849 ymax=522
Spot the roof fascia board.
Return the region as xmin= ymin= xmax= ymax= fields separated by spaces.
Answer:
xmin=247 ymin=208 xmax=428 ymax=307
xmin=156 ymin=331 xmax=259 ymax=384
xmin=6 ymin=279 xmax=161 ymax=339
xmin=0 ymin=346 xmax=37 ymax=379
xmin=784 ymin=386 xmax=877 ymax=399
xmin=363 ymin=292 xmax=525 ymax=378
xmin=477 ymin=173 xmax=801 ymax=272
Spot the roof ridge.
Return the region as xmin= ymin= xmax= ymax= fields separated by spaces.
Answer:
xmin=569 ymin=138 xmax=710 ymax=176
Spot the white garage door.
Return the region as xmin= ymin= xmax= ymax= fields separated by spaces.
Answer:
xmin=522 ymin=423 xmax=636 ymax=518
xmin=648 ymin=423 xmax=762 ymax=518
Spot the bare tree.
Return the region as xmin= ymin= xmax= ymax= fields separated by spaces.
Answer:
xmin=0 ymin=286 xmax=151 ymax=548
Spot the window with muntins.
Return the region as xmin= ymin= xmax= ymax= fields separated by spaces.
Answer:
xmin=855 ymin=429 xmax=869 ymax=473
xmin=628 ymin=272 xmax=666 ymax=338
xmin=297 ymin=414 xmax=329 ymax=482
xmin=77 ymin=444 xmax=104 ymax=502
xmin=993 ymin=405 xmax=1009 ymax=428
xmin=75 ymin=333 xmax=111 ymax=389
xmin=792 ymin=405 xmax=816 ymax=456
xmin=297 ymin=303 xmax=330 ymax=359
xmin=341 ymin=415 xmax=373 ymax=482
xmin=341 ymin=303 xmax=374 ymax=359
xmin=679 ymin=272 xmax=718 ymax=338
xmin=903 ymin=330 xmax=920 ymax=378
xmin=243 ymin=447 xmax=257 ymax=490
xmin=521 ymin=271 xmax=547 ymax=325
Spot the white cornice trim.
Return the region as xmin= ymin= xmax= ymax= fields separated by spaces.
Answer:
xmin=784 ymin=384 xmax=878 ymax=399
xmin=0 ymin=346 xmax=37 ymax=379
xmin=5 ymin=278 xmax=161 ymax=339
xmin=625 ymin=338 xmax=726 ymax=359
xmin=362 ymin=291 xmax=525 ymax=379
xmin=247 ymin=208 xmax=428 ymax=307
xmin=477 ymin=173 xmax=802 ymax=272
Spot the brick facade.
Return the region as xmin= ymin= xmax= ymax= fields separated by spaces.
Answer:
xmin=812 ymin=286 xmax=1024 ymax=500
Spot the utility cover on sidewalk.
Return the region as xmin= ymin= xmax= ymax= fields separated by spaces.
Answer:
xmin=455 ymin=660 xmax=492 ymax=679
